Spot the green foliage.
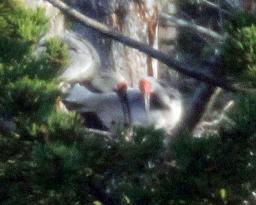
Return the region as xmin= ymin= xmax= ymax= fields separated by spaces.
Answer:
xmin=222 ymin=25 xmax=256 ymax=87
xmin=227 ymin=93 xmax=256 ymax=135
xmin=0 ymin=133 xmax=37 ymax=205
xmin=221 ymin=11 xmax=256 ymax=87
xmin=166 ymin=93 xmax=256 ymax=205
xmin=27 ymin=106 xmax=256 ymax=205
xmin=0 ymin=1 xmax=69 ymax=138
xmin=0 ymin=61 xmax=61 ymax=136
xmin=0 ymin=0 xmax=48 ymax=64
xmin=5 ymin=79 xmax=59 ymax=137
xmin=47 ymin=112 xmax=86 ymax=144
xmin=44 ymin=37 xmax=69 ymax=69
xmin=0 ymin=1 xmax=169 ymax=204
xmin=225 ymin=11 xmax=256 ymax=33
xmin=0 ymin=1 xmax=74 ymax=204
xmin=1 ymin=1 xmax=256 ymax=205
xmin=3 ymin=78 xmax=58 ymax=116
xmin=31 ymin=127 xmax=165 ymax=204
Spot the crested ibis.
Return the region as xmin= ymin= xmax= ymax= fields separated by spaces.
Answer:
xmin=138 ymin=77 xmax=183 ymax=131
xmin=64 ymin=79 xmax=182 ymax=133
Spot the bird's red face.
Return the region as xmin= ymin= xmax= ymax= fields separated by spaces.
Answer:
xmin=115 ymin=82 xmax=128 ymax=94
xmin=139 ymin=79 xmax=152 ymax=113
xmin=139 ymin=79 xmax=152 ymax=95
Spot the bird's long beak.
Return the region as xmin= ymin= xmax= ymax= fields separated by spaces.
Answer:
xmin=139 ymin=79 xmax=152 ymax=114
xmin=144 ymin=92 xmax=150 ymax=113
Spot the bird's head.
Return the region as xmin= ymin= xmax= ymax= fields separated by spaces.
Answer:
xmin=114 ymin=81 xmax=128 ymax=96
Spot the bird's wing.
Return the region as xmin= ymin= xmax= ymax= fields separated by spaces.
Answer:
xmin=65 ymin=84 xmax=94 ymax=103
xmin=59 ymin=31 xmax=100 ymax=83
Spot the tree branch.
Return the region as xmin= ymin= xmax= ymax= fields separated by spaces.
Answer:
xmin=46 ymin=0 xmax=238 ymax=92
xmin=160 ymin=13 xmax=224 ymax=40
xmin=166 ymin=56 xmax=222 ymax=143
xmin=87 ymin=128 xmax=113 ymax=139
xmin=201 ymin=0 xmax=231 ymax=15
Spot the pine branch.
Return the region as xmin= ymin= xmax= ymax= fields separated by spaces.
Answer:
xmin=46 ymin=0 xmax=238 ymax=92
xmin=200 ymin=100 xmax=235 ymax=128
xmin=88 ymin=180 xmax=121 ymax=205
xmin=0 ymin=118 xmax=16 ymax=135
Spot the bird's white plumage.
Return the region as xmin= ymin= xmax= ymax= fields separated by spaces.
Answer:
xmin=65 ymin=80 xmax=183 ymax=133
xmin=59 ymin=31 xmax=100 ymax=83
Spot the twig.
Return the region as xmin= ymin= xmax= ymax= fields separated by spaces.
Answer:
xmin=179 ymin=10 xmax=216 ymax=47
xmin=201 ymin=0 xmax=231 ymax=15
xmin=160 ymin=13 xmax=224 ymax=40
xmin=46 ymin=0 xmax=238 ymax=92
xmin=218 ymin=0 xmax=224 ymax=31
xmin=204 ymin=87 xmax=222 ymax=113
xmin=200 ymin=100 xmax=235 ymax=127
xmin=222 ymin=0 xmax=241 ymax=9
xmin=87 ymin=128 xmax=113 ymax=139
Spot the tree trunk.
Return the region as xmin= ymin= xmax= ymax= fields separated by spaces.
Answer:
xmin=110 ymin=1 xmax=160 ymax=86
xmin=60 ymin=0 xmax=160 ymax=87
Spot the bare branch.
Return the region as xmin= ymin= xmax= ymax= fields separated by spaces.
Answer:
xmin=204 ymin=87 xmax=222 ymax=112
xmin=86 ymin=128 xmax=113 ymax=139
xmin=202 ymin=0 xmax=231 ymax=15
xmin=160 ymin=13 xmax=224 ymax=40
xmin=223 ymin=0 xmax=241 ymax=9
xmin=45 ymin=0 xmax=238 ymax=92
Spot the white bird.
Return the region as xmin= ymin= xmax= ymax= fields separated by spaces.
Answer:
xmin=138 ymin=77 xmax=183 ymax=131
xmin=64 ymin=83 xmax=134 ymax=129
xmin=64 ymin=79 xmax=182 ymax=133
xmin=57 ymin=31 xmax=130 ymax=96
